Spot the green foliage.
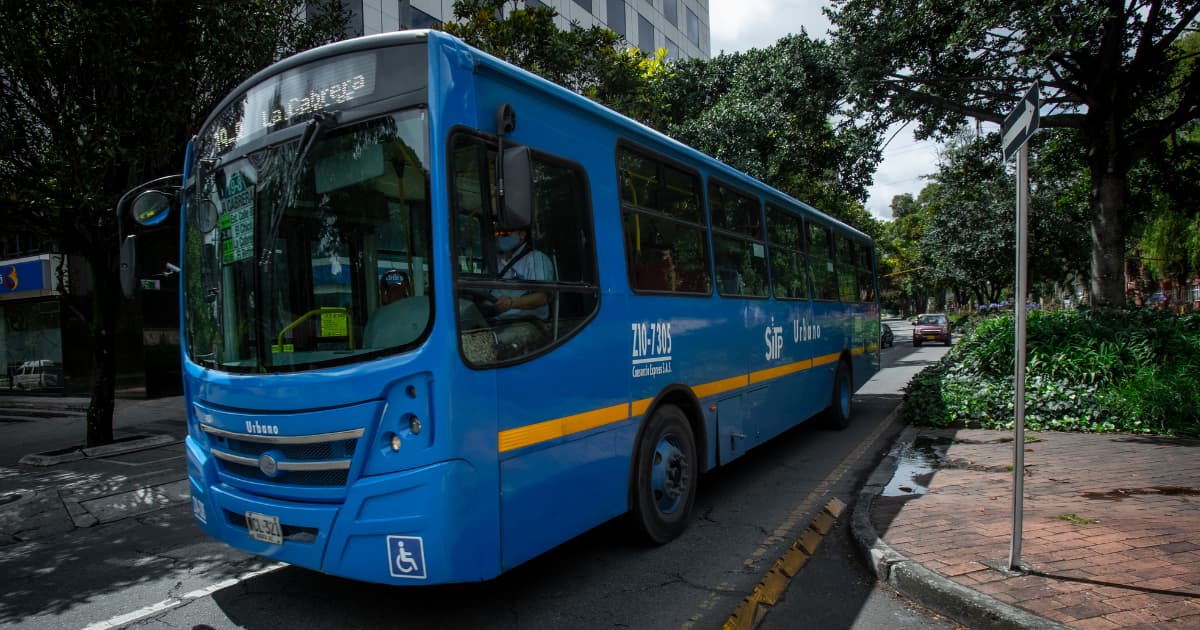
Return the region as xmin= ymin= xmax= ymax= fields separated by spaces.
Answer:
xmin=659 ymin=33 xmax=883 ymax=230
xmin=442 ymin=0 xmax=671 ymax=125
xmin=903 ymin=309 xmax=1200 ymax=436
xmin=827 ymin=0 xmax=1200 ymax=305
xmin=0 ymin=0 xmax=349 ymax=444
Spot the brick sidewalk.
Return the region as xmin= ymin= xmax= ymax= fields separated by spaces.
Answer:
xmin=870 ymin=428 xmax=1200 ymax=628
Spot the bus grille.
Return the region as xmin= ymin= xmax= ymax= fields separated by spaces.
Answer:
xmin=199 ymin=425 xmax=363 ymax=489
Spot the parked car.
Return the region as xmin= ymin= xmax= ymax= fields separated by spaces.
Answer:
xmin=912 ymin=313 xmax=951 ymax=346
xmin=13 ymin=359 xmax=63 ymax=390
xmin=880 ymin=323 xmax=894 ymax=348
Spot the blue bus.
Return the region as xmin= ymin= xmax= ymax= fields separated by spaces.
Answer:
xmin=121 ymin=30 xmax=879 ymax=585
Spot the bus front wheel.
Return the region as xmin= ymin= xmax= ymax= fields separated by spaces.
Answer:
xmin=824 ymin=361 xmax=852 ymax=430
xmin=631 ymin=404 xmax=697 ymax=544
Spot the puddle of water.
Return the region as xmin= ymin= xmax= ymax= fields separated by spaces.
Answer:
xmin=882 ymin=436 xmax=952 ymax=497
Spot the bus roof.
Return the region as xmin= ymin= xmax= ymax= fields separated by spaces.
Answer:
xmin=200 ymin=28 xmax=872 ymax=244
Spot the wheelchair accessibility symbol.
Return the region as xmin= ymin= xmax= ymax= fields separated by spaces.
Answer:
xmin=386 ymin=535 xmax=427 ymax=579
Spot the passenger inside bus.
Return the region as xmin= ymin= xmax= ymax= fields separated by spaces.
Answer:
xmin=379 ymin=269 xmax=411 ymax=305
xmin=363 ymin=268 xmax=428 ymax=349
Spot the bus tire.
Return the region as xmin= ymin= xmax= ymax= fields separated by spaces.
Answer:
xmin=824 ymin=360 xmax=852 ymax=430
xmin=630 ymin=404 xmax=697 ymax=545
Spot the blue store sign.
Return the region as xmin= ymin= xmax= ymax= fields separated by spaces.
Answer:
xmin=0 ymin=256 xmax=56 ymax=297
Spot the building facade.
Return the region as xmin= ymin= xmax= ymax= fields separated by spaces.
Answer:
xmin=1 ymin=1 xmax=710 ymax=397
xmin=339 ymin=0 xmax=711 ymax=60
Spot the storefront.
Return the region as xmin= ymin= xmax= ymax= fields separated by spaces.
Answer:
xmin=0 ymin=254 xmax=67 ymax=393
xmin=1 ymin=252 xmax=178 ymax=397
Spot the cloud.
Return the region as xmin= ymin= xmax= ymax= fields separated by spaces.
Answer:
xmin=710 ymin=0 xmax=831 ymax=53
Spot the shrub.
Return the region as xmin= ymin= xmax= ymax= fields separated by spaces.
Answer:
xmin=902 ymin=308 xmax=1200 ymax=436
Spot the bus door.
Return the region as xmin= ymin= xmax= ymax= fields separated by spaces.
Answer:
xmin=449 ymin=135 xmax=609 ymax=570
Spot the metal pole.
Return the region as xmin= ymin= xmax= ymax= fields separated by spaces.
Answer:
xmin=1008 ymin=142 xmax=1029 ymax=571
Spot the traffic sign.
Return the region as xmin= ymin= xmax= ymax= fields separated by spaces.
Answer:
xmin=1002 ymin=85 xmax=1039 ymax=162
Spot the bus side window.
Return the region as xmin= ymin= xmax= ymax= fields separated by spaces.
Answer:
xmin=709 ymin=180 xmax=767 ymax=298
xmin=835 ymin=235 xmax=858 ymax=303
xmin=766 ymin=204 xmax=809 ymax=300
xmin=618 ymin=146 xmax=711 ymax=294
xmin=808 ymin=222 xmax=838 ymax=301
xmin=858 ymin=243 xmax=876 ymax=303
xmin=452 ymin=136 xmax=599 ymax=366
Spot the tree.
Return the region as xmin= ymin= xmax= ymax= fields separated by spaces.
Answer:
xmin=659 ymin=33 xmax=883 ymax=230
xmin=0 ymin=1 xmax=348 ymax=446
xmin=922 ymin=136 xmax=1015 ymax=306
xmin=442 ymin=0 xmax=671 ymax=124
xmin=827 ymin=0 xmax=1200 ymax=305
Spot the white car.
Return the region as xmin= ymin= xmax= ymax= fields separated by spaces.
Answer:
xmin=13 ymin=359 xmax=62 ymax=390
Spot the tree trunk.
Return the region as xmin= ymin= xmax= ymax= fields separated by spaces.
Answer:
xmin=85 ymin=250 xmax=118 ymax=447
xmin=1088 ymin=161 xmax=1128 ymax=307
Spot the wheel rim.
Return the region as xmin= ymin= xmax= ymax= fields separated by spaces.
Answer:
xmin=650 ymin=434 xmax=689 ymax=515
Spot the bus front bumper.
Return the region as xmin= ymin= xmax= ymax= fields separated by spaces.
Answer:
xmin=186 ymin=436 xmax=493 ymax=584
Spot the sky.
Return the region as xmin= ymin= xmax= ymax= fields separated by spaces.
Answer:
xmin=708 ymin=0 xmax=941 ymax=221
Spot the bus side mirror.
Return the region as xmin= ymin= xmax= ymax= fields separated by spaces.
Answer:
xmin=120 ymin=234 xmax=138 ymax=299
xmin=131 ymin=190 xmax=174 ymax=226
xmin=498 ymin=146 xmax=532 ymax=229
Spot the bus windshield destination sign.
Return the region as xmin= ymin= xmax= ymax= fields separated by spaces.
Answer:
xmin=207 ymin=51 xmax=379 ymax=155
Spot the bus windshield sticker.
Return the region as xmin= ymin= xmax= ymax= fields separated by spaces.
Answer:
xmin=219 ymin=172 xmax=255 ymax=264
xmin=631 ymin=320 xmax=673 ymax=378
xmin=321 ymin=311 xmax=348 ymax=337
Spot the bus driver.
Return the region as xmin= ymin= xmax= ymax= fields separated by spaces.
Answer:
xmin=492 ymin=229 xmax=553 ymax=320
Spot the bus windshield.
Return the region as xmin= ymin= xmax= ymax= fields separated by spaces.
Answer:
xmin=183 ymin=109 xmax=432 ymax=373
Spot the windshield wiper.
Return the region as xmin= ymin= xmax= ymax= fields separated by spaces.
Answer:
xmin=260 ymin=112 xmax=338 ymax=267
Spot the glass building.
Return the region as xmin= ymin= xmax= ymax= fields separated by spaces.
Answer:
xmin=337 ymin=0 xmax=711 ymax=60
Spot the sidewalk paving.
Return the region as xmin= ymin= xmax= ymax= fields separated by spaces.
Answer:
xmin=855 ymin=425 xmax=1200 ymax=629
xmin=0 ymin=395 xmax=188 ymax=545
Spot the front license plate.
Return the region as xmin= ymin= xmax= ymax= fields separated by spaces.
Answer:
xmin=246 ymin=511 xmax=283 ymax=545
xmin=925 ymin=334 xmax=938 ymax=340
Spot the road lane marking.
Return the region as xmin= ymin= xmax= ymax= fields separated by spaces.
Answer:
xmin=683 ymin=404 xmax=901 ymax=630
xmin=83 ymin=562 xmax=285 ymax=630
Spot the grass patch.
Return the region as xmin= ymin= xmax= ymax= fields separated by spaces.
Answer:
xmin=902 ymin=308 xmax=1200 ymax=437
xmin=1056 ymin=513 xmax=1099 ymax=525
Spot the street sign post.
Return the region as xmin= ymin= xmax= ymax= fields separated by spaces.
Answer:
xmin=1003 ymin=85 xmax=1040 ymax=162
xmin=1001 ymin=84 xmax=1038 ymax=573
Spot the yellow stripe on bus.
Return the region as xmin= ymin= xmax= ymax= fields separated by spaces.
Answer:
xmin=749 ymin=359 xmax=813 ymax=384
xmin=692 ymin=374 xmax=749 ymax=399
xmin=498 ymin=351 xmax=852 ymax=453
xmin=498 ymin=402 xmax=631 ymax=453
xmin=811 ymin=352 xmax=841 ymax=368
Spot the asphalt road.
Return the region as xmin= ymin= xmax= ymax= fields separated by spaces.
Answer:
xmin=0 ymin=319 xmax=963 ymax=630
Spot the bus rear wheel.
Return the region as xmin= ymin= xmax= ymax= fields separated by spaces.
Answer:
xmin=824 ymin=360 xmax=852 ymax=430
xmin=631 ymin=404 xmax=697 ymax=544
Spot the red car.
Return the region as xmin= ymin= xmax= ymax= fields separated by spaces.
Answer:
xmin=912 ymin=313 xmax=951 ymax=346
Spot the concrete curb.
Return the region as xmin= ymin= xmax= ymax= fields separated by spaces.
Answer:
xmin=851 ymin=425 xmax=1070 ymax=630
xmin=18 ymin=434 xmax=180 ymax=466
